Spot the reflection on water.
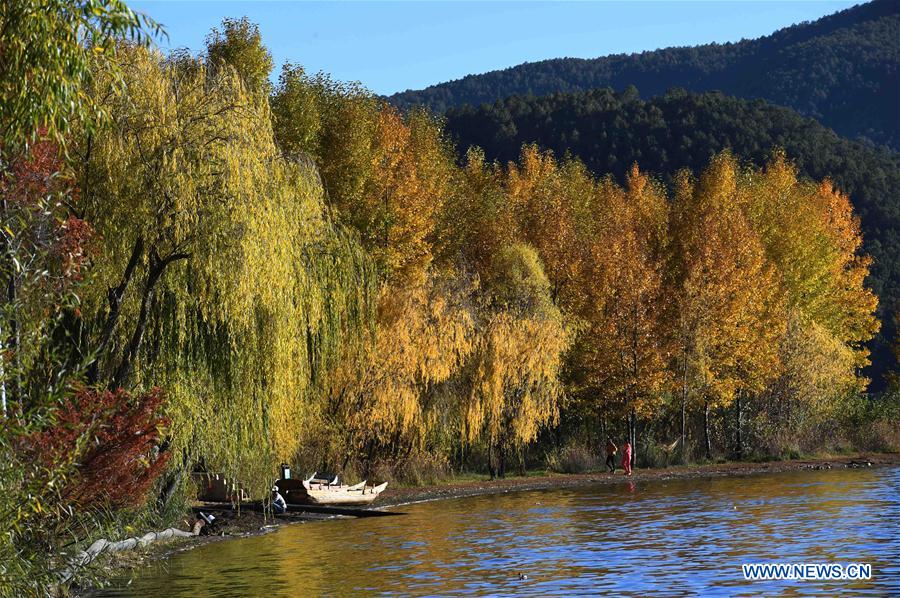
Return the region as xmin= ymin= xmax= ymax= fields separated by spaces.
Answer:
xmin=95 ymin=467 xmax=900 ymax=596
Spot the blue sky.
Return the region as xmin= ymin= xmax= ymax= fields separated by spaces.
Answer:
xmin=131 ymin=1 xmax=859 ymax=95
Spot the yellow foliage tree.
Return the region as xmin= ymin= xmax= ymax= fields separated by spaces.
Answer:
xmin=739 ymin=152 xmax=879 ymax=450
xmin=590 ymin=167 xmax=671 ymax=464
xmin=746 ymin=151 xmax=878 ymax=377
xmin=75 ymin=46 xmax=374 ymax=495
xmin=671 ymin=153 xmax=785 ymax=459
xmin=312 ymin=275 xmax=476 ymax=475
xmin=464 ymin=243 xmax=568 ymax=477
xmin=437 ymin=147 xmax=517 ymax=278
xmin=272 ymin=69 xmax=454 ymax=286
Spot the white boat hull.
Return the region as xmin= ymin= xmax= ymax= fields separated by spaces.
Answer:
xmin=285 ymin=479 xmax=388 ymax=506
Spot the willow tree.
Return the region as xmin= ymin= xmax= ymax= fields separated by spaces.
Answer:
xmin=271 ymin=62 xmax=475 ymax=474
xmin=0 ymin=0 xmax=159 ymax=152
xmin=74 ymin=45 xmax=373 ymax=496
xmin=314 ymin=275 xmax=476 ymax=476
xmin=464 ymin=243 xmax=568 ymax=477
xmin=671 ymin=154 xmax=784 ymax=460
xmin=0 ymin=2 xmax=162 ymax=592
xmin=205 ymin=17 xmax=274 ymax=97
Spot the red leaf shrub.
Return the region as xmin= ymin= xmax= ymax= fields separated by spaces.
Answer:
xmin=21 ymin=387 xmax=170 ymax=509
xmin=1 ymin=136 xmax=94 ymax=287
xmin=1 ymin=135 xmax=67 ymax=201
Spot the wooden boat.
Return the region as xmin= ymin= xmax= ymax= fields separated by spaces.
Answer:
xmin=276 ymin=473 xmax=388 ymax=506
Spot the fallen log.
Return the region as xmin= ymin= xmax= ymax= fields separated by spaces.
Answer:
xmin=58 ymin=526 xmax=198 ymax=584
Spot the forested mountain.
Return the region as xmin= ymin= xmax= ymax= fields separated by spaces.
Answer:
xmin=442 ymin=88 xmax=900 ymax=384
xmin=392 ymin=0 xmax=900 ymax=148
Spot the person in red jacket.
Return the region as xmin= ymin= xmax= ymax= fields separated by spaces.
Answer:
xmin=622 ymin=441 xmax=633 ymax=476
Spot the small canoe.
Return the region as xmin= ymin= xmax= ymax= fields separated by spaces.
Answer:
xmin=276 ymin=474 xmax=388 ymax=506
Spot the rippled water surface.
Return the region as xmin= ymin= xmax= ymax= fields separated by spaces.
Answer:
xmin=97 ymin=467 xmax=899 ymax=596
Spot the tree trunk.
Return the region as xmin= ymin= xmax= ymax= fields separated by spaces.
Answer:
xmin=488 ymin=442 xmax=496 ymax=480
xmin=1 ymin=199 xmax=8 ymax=418
xmin=0 ymin=319 xmax=5 ymax=418
xmin=159 ymin=469 xmax=183 ymax=511
xmin=600 ymin=411 xmax=606 ymax=449
xmin=629 ymin=407 xmax=637 ymax=470
xmin=5 ymin=271 xmax=20 ymax=412
xmin=109 ymin=247 xmax=188 ymax=390
xmin=735 ymin=394 xmax=743 ymax=461
xmin=703 ymin=400 xmax=712 ymax=461
xmin=364 ymin=437 xmax=377 ymax=479
xmin=681 ymin=355 xmax=688 ymax=463
xmin=88 ymin=236 xmax=144 ymax=385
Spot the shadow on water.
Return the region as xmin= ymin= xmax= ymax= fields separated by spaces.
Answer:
xmin=93 ymin=467 xmax=900 ymax=596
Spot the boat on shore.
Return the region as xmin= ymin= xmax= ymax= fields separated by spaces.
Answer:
xmin=276 ymin=473 xmax=388 ymax=506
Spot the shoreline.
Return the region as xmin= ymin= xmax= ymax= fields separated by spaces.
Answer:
xmin=83 ymin=453 xmax=899 ymax=591
xmin=376 ymin=452 xmax=900 ymax=508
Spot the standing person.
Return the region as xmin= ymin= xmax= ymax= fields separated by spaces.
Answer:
xmin=622 ymin=440 xmax=633 ymax=476
xmin=605 ymin=437 xmax=618 ymax=473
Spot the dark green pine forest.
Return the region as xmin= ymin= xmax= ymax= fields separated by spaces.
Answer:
xmin=392 ymin=0 xmax=899 ymax=149
xmin=391 ymin=1 xmax=900 ymax=385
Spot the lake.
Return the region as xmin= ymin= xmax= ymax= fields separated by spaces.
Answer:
xmin=94 ymin=466 xmax=900 ymax=596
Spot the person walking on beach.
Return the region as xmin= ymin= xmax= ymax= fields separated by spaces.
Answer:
xmin=605 ymin=437 xmax=618 ymax=473
xmin=622 ymin=440 xmax=633 ymax=476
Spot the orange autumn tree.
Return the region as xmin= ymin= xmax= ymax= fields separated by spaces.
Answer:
xmin=506 ymin=154 xmax=671 ymax=463
xmin=333 ymin=106 xmax=463 ymax=470
xmin=366 ymin=107 xmax=453 ymax=285
xmin=589 ymin=167 xmax=671 ymax=465
xmin=671 ymin=154 xmax=785 ymax=459
xmin=504 ymin=146 xmax=594 ymax=309
xmin=501 ymin=148 xmax=606 ymax=437
xmin=437 ymin=151 xmax=571 ymax=476
xmin=272 ymin=73 xmax=478 ymax=474
xmin=273 ymin=67 xmax=453 ymax=286
xmin=746 ymin=152 xmax=878 ymax=372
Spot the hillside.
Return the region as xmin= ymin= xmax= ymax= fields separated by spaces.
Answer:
xmin=392 ymin=0 xmax=900 ymax=148
xmin=442 ymin=88 xmax=900 ymax=384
